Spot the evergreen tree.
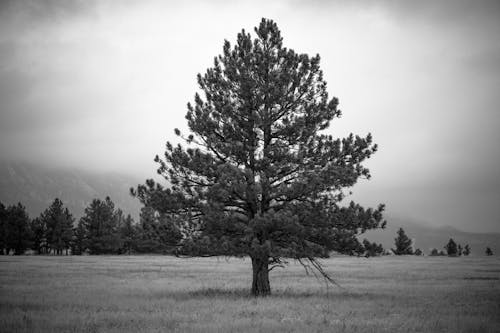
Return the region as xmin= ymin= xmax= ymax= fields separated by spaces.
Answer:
xmin=0 ymin=202 xmax=7 ymax=255
xmin=30 ymin=217 xmax=47 ymax=254
xmin=332 ymin=231 xmax=367 ymax=256
xmin=40 ymin=199 xmax=74 ymax=255
xmin=157 ymin=214 xmax=183 ymax=254
xmin=486 ymin=247 xmax=493 ymax=256
xmin=71 ymin=220 xmax=87 ymax=255
xmin=354 ymin=240 xmax=366 ymax=257
xmin=444 ymin=238 xmax=458 ymax=256
xmin=114 ymin=208 xmax=126 ymax=232
xmin=392 ymin=228 xmax=413 ymax=255
xmin=133 ymin=18 xmax=385 ymax=296
xmin=6 ymin=203 xmax=32 ymax=255
xmin=362 ymin=239 xmax=384 ymax=257
xmin=80 ymin=197 xmax=122 ymax=254
xmin=119 ymin=214 xmax=137 ymax=254
xmin=463 ymin=244 xmax=471 ymax=256
xmin=135 ymin=206 xmax=161 ymax=253
xmin=414 ymin=248 xmax=423 ymax=256
xmin=457 ymin=244 xmax=462 ymax=256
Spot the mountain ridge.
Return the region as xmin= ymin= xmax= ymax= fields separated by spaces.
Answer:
xmin=0 ymin=161 xmax=143 ymax=221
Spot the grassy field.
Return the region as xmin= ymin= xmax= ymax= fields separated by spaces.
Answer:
xmin=0 ymin=255 xmax=499 ymax=332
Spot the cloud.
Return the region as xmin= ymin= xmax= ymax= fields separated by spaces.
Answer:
xmin=0 ymin=0 xmax=96 ymax=23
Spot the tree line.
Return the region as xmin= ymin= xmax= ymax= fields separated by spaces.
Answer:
xmin=1 ymin=199 xmax=493 ymax=257
xmin=0 ymin=198 xmax=181 ymax=255
xmin=0 ymin=197 xmax=383 ymax=256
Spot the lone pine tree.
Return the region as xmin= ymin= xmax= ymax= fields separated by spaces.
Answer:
xmin=392 ymin=228 xmax=413 ymax=255
xmin=133 ymin=19 xmax=385 ymax=296
xmin=445 ymin=238 xmax=458 ymax=256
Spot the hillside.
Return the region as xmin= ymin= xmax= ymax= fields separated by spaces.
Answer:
xmin=0 ymin=162 xmax=143 ymax=221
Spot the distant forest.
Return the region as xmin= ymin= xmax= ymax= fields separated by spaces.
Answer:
xmin=0 ymin=198 xmax=180 ymax=255
xmin=0 ymin=197 xmax=489 ymax=257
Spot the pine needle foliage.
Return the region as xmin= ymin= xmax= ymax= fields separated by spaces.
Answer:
xmin=392 ymin=227 xmax=413 ymax=255
xmin=133 ymin=18 xmax=385 ymax=295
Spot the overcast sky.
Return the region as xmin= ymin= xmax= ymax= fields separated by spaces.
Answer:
xmin=1 ymin=0 xmax=499 ymax=232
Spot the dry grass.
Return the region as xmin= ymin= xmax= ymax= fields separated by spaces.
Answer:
xmin=0 ymin=255 xmax=499 ymax=332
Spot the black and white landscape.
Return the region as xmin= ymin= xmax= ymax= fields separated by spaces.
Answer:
xmin=1 ymin=1 xmax=499 ymax=332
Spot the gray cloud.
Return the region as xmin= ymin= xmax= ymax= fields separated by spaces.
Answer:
xmin=0 ymin=0 xmax=96 ymax=23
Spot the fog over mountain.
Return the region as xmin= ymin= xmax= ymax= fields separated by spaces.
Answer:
xmin=0 ymin=161 xmax=142 ymax=221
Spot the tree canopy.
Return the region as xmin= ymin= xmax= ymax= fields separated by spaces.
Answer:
xmin=133 ymin=18 xmax=385 ymax=296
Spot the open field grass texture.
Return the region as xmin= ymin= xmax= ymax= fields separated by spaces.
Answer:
xmin=0 ymin=255 xmax=499 ymax=332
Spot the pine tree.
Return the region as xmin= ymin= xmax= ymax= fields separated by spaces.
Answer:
xmin=457 ymin=244 xmax=462 ymax=256
xmin=30 ymin=217 xmax=47 ymax=254
xmin=72 ymin=220 xmax=87 ymax=255
xmin=414 ymin=248 xmax=423 ymax=256
xmin=444 ymin=238 xmax=458 ymax=256
xmin=136 ymin=206 xmax=161 ymax=253
xmin=132 ymin=18 xmax=385 ymax=296
xmin=332 ymin=231 xmax=367 ymax=256
xmin=392 ymin=228 xmax=413 ymax=255
xmin=157 ymin=214 xmax=183 ymax=254
xmin=486 ymin=247 xmax=493 ymax=256
xmin=463 ymin=244 xmax=471 ymax=256
xmin=80 ymin=197 xmax=121 ymax=254
xmin=39 ymin=199 xmax=74 ymax=255
xmin=362 ymin=239 xmax=384 ymax=257
xmin=6 ymin=203 xmax=32 ymax=255
xmin=119 ymin=214 xmax=137 ymax=254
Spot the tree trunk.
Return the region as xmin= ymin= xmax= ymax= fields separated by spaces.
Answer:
xmin=251 ymin=256 xmax=271 ymax=296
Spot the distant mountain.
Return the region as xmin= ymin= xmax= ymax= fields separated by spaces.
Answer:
xmin=364 ymin=216 xmax=500 ymax=256
xmin=0 ymin=162 xmax=143 ymax=221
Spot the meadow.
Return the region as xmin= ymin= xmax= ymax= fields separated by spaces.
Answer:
xmin=0 ymin=255 xmax=499 ymax=332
